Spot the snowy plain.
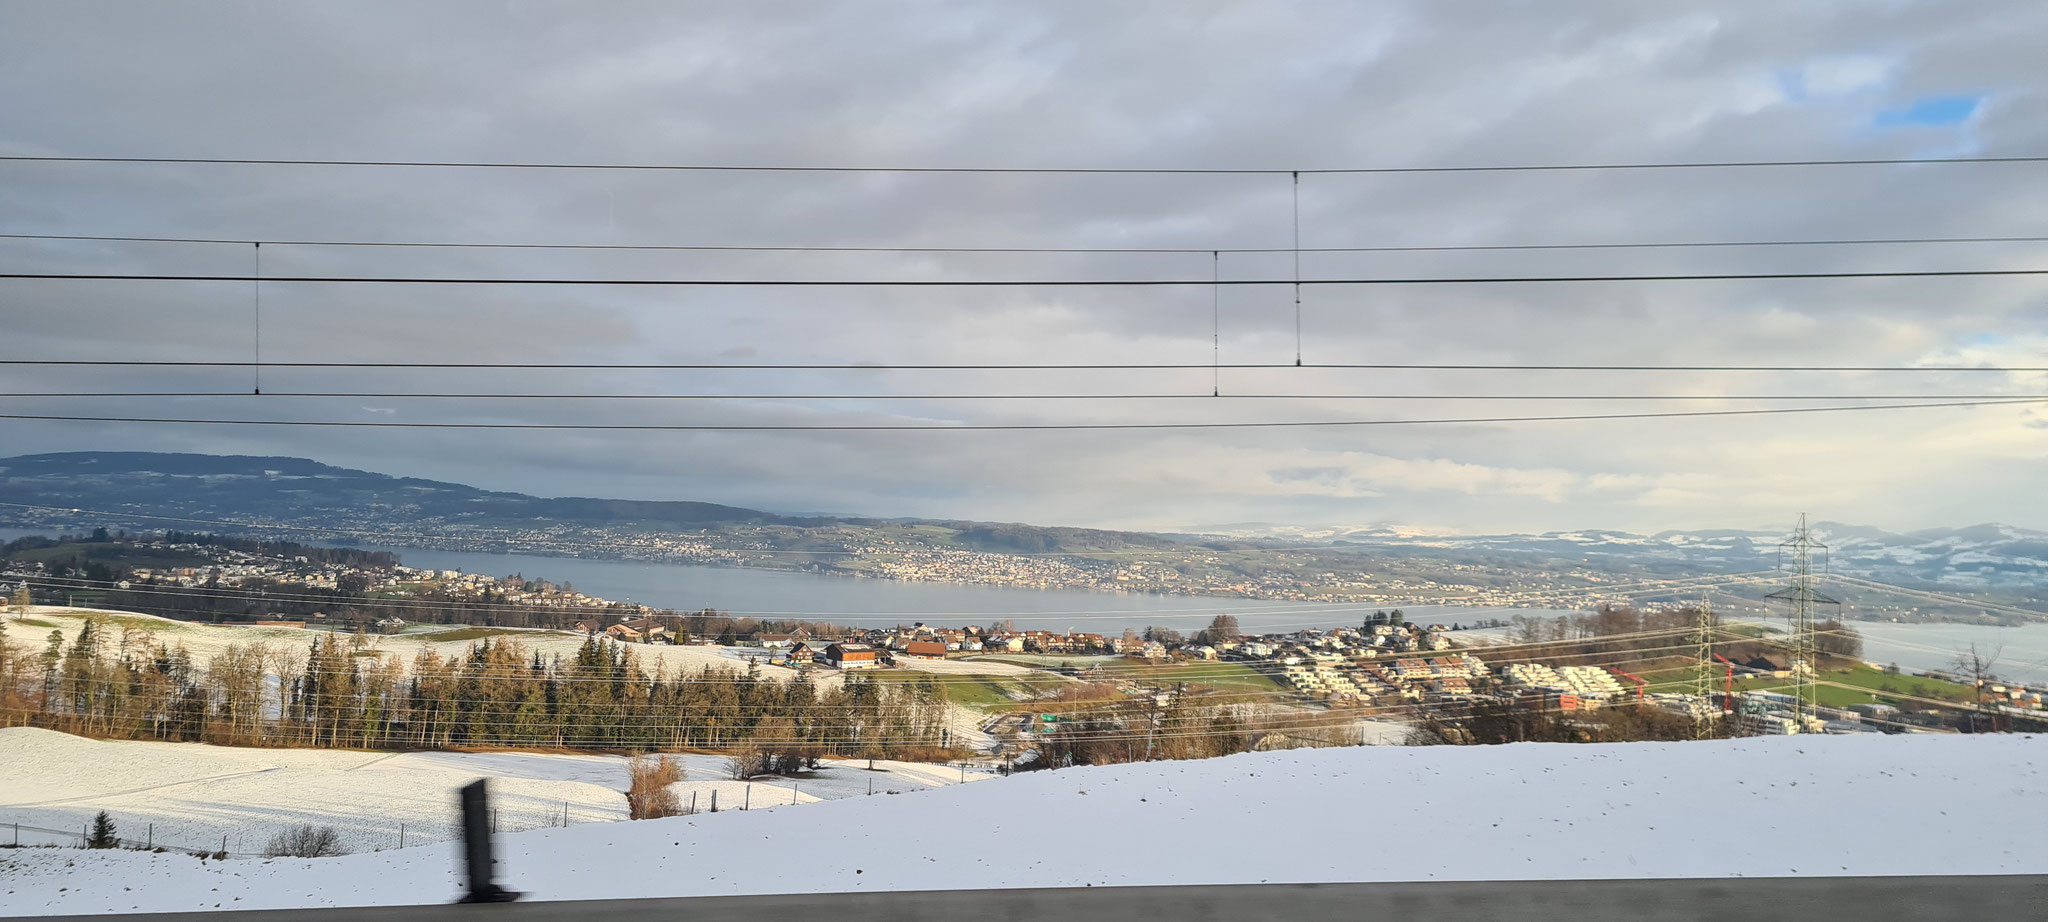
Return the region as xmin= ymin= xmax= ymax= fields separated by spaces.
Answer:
xmin=3 ymin=733 xmax=2044 ymax=916
xmin=0 ymin=728 xmax=989 ymax=857
xmin=10 ymin=607 xmax=1042 ymax=685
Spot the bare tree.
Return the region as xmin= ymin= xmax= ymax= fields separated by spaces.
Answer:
xmin=1815 ymin=618 xmax=1864 ymax=660
xmin=626 ymin=755 xmax=685 ymax=819
xmin=1952 ymin=643 xmax=2005 ymax=733
xmin=725 ymin=744 xmax=765 ymax=780
xmin=264 ymin=825 xmax=346 ymax=858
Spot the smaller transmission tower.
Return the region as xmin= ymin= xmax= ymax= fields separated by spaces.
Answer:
xmin=1765 ymin=514 xmax=1839 ymax=731
xmin=1692 ymin=599 xmax=1716 ymax=739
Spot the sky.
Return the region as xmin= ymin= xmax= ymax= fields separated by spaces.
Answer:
xmin=1 ymin=1 xmax=2045 ymax=535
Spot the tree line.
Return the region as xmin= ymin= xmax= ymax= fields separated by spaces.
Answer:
xmin=0 ymin=614 xmax=954 ymax=759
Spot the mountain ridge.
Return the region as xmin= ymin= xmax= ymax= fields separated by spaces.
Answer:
xmin=3 ymin=451 xmax=2045 ymax=590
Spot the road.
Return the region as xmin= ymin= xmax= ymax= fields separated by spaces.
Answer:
xmin=17 ymin=876 xmax=2044 ymax=921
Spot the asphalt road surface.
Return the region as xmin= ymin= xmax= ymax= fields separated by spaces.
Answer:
xmin=18 ymin=876 xmax=2044 ymax=921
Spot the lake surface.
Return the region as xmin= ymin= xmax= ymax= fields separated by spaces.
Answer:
xmin=13 ymin=525 xmax=2047 ymax=673
xmin=1853 ymin=621 xmax=2048 ymax=685
xmin=341 ymin=542 xmax=1573 ymax=633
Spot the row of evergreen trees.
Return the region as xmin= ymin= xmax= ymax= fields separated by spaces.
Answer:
xmin=0 ymin=615 xmax=953 ymax=758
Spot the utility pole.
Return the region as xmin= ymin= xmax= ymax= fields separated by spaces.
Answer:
xmin=1765 ymin=514 xmax=1838 ymax=732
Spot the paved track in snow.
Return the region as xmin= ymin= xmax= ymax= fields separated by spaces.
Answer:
xmin=20 ymin=875 xmax=2046 ymax=921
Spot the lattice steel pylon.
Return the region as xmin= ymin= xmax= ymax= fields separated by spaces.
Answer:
xmin=1692 ymin=599 xmax=1716 ymax=739
xmin=1764 ymin=514 xmax=1839 ymax=731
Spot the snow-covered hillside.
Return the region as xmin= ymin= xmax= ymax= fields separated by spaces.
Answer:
xmin=4 ymin=733 xmax=2044 ymax=916
xmin=1207 ymin=521 xmax=2048 ymax=589
xmin=0 ymin=728 xmax=988 ymax=857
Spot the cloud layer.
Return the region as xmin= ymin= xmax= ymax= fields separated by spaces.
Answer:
xmin=2 ymin=1 xmax=2044 ymax=532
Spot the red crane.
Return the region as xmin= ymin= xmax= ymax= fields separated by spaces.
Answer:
xmin=1610 ymin=667 xmax=1647 ymax=703
xmin=1712 ymin=653 xmax=1739 ymax=711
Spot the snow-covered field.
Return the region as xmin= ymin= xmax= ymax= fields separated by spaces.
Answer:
xmin=8 ymin=607 xmax=1044 ymax=750
xmin=0 ymin=728 xmax=989 ymax=857
xmin=3 ymin=733 xmax=2043 ymax=916
xmin=9 ymin=607 xmax=1043 ymax=685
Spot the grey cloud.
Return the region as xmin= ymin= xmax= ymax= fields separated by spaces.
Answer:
xmin=2 ymin=0 xmax=2046 ymax=532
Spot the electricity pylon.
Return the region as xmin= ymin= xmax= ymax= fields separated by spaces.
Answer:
xmin=1765 ymin=514 xmax=1838 ymax=731
xmin=1692 ymin=599 xmax=1716 ymax=739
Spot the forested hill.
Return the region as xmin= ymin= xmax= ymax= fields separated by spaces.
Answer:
xmin=0 ymin=451 xmax=787 ymax=529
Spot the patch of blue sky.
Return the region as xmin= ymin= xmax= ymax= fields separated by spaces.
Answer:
xmin=1873 ymin=93 xmax=1982 ymax=127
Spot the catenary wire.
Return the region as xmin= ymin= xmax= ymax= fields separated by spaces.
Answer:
xmin=11 ymin=230 xmax=2048 ymax=255
xmin=8 ymin=152 xmax=2048 ymax=174
xmin=8 ymin=267 xmax=2048 ymax=286
xmin=2 ymin=360 xmax=2041 ymax=372
xmin=8 ymin=391 xmax=2048 ymax=401
xmin=4 ymin=398 xmax=2044 ymax=431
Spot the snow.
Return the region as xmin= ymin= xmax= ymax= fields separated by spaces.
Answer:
xmin=4 ymin=733 xmax=2045 ymax=915
xmin=0 ymin=728 xmax=989 ymax=858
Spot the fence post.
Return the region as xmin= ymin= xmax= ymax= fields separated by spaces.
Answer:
xmin=744 ymin=785 xmax=750 ymax=811
xmin=147 ymin=824 xmax=153 ymax=850
xmin=791 ymin=783 xmax=798 ymax=805
xmin=456 ymin=779 xmax=520 ymax=904
xmin=221 ymin=834 xmax=227 ymax=855
xmin=690 ymin=792 xmax=698 ymax=815
xmin=710 ymin=790 xmax=718 ymax=813
xmin=399 ymin=824 xmax=405 ymax=850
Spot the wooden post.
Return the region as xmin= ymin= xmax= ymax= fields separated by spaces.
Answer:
xmin=399 ymin=824 xmax=405 ymax=849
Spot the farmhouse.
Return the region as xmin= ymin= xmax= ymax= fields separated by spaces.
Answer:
xmin=822 ymin=643 xmax=880 ymax=669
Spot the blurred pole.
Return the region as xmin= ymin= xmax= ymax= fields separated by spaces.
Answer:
xmin=457 ymin=779 xmax=521 ymax=904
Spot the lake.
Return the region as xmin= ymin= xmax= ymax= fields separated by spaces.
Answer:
xmin=1853 ymin=621 xmax=2048 ymax=685
xmin=338 ymin=542 xmax=1573 ymax=633
xmin=12 ymin=525 xmax=2048 ymax=676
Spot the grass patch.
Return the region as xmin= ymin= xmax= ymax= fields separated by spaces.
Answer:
xmin=972 ymin=654 xmax=1121 ymax=668
xmin=418 ymin=626 xmax=526 ymax=643
xmin=6 ymin=617 xmax=58 ymax=629
xmin=865 ymin=669 xmax=1066 ymax=712
xmin=1112 ymin=661 xmax=1283 ymax=693
xmin=1722 ymin=664 xmax=1977 ymax=708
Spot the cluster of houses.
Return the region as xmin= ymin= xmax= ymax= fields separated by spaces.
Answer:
xmin=571 ymin=618 xmax=1179 ymax=660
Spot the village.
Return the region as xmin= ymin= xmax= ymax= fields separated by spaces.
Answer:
xmin=10 ymin=533 xmax=2047 ymax=741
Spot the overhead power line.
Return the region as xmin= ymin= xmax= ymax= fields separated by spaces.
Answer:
xmin=5 ymin=391 xmax=2045 ymax=402
xmin=1 ymin=360 xmax=2042 ymax=373
xmin=7 ymin=153 xmax=2047 ymax=174
xmin=2 ymin=398 xmax=2043 ymax=431
xmin=10 ymin=231 xmax=2048 ymax=255
xmin=6 ymin=267 xmax=2048 ymax=286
